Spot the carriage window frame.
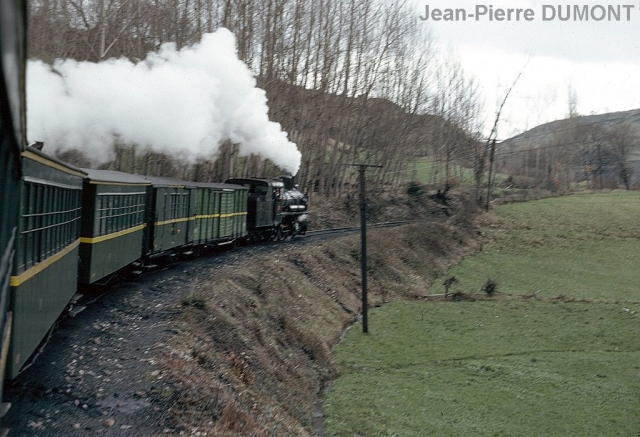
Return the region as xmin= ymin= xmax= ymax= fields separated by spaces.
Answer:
xmin=18 ymin=180 xmax=82 ymax=273
xmin=95 ymin=191 xmax=146 ymax=237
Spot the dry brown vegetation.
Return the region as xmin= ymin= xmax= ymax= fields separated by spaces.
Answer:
xmin=157 ymin=190 xmax=481 ymax=436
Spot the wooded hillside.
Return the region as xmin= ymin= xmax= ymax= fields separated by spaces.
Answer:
xmin=497 ymin=108 xmax=640 ymax=190
xmin=29 ymin=0 xmax=483 ymax=196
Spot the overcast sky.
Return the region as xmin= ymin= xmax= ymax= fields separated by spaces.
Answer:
xmin=415 ymin=0 xmax=640 ymax=138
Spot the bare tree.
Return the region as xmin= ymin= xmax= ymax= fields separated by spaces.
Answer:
xmin=608 ymin=124 xmax=637 ymax=190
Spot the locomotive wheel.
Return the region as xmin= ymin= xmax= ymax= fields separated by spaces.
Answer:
xmin=278 ymin=228 xmax=287 ymax=241
xmin=271 ymin=228 xmax=280 ymax=242
xmin=290 ymin=222 xmax=300 ymax=239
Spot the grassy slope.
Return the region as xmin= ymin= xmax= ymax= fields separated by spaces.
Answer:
xmin=432 ymin=191 xmax=640 ymax=300
xmin=325 ymin=191 xmax=640 ymax=437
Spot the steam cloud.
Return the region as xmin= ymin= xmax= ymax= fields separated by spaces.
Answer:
xmin=27 ymin=28 xmax=301 ymax=175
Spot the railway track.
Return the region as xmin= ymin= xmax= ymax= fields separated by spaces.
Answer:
xmin=304 ymin=220 xmax=414 ymax=238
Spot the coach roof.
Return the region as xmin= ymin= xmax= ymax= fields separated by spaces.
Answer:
xmin=82 ymin=168 xmax=150 ymax=185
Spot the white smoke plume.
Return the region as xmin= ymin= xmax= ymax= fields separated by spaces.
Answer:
xmin=27 ymin=28 xmax=301 ymax=175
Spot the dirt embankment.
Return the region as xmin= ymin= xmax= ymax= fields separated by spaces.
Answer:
xmin=159 ymin=189 xmax=483 ymax=436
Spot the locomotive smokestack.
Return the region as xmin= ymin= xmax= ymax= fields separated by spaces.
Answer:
xmin=279 ymin=175 xmax=294 ymax=190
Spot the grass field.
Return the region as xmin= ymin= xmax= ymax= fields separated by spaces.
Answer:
xmin=407 ymin=157 xmax=510 ymax=187
xmin=324 ymin=191 xmax=640 ymax=436
xmin=407 ymin=158 xmax=474 ymax=186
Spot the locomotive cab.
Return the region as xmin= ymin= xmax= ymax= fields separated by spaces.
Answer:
xmin=225 ymin=177 xmax=308 ymax=241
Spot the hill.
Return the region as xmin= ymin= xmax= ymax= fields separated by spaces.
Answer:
xmin=502 ymin=108 xmax=640 ymax=149
xmin=496 ymin=108 xmax=640 ymax=188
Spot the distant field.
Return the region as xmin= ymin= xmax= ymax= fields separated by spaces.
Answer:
xmin=430 ymin=191 xmax=640 ymax=300
xmin=407 ymin=157 xmax=509 ymax=187
xmin=408 ymin=158 xmax=473 ymax=185
xmin=324 ymin=191 xmax=640 ymax=436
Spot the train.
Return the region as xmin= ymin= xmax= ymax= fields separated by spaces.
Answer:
xmin=0 ymin=0 xmax=28 ymax=422
xmin=0 ymin=0 xmax=308 ymax=420
xmin=8 ymin=147 xmax=308 ymax=380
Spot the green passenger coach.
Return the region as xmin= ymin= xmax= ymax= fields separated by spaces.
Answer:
xmin=191 ymin=182 xmax=248 ymax=245
xmin=144 ymin=177 xmax=196 ymax=254
xmin=9 ymin=147 xmax=85 ymax=378
xmin=79 ymin=169 xmax=150 ymax=284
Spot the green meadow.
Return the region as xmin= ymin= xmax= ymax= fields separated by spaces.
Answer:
xmin=324 ymin=191 xmax=640 ymax=436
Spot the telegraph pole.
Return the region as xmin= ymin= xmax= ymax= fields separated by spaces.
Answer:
xmin=348 ymin=163 xmax=382 ymax=333
xmin=485 ymin=139 xmax=496 ymax=212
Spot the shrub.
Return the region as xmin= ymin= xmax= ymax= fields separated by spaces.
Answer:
xmin=482 ymin=278 xmax=498 ymax=296
xmin=443 ymin=276 xmax=458 ymax=296
xmin=407 ymin=181 xmax=425 ymax=196
xmin=181 ymin=293 xmax=208 ymax=309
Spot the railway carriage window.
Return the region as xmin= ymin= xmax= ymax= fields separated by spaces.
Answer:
xmin=127 ymin=195 xmax=131 ymax=228
xmin=131 ymin=195 xmax=137 ymax=227
xmin=48 ymin=186 xmax=54 ymax=257
xmin=172 ymin=192 xmax=178 ymax=219
xmin=61 ymin=189 xmax=66 ymax=246
xmin=57 ymin=188 xmax=63 ymax=252
xmin=96 ymin=192 xmax=144 ymax=236
xmin=18 ymin=183 xmax=82 ymax=272
xmin=98 ymin=195 xmax=105 ymax=236
xmin=75 ymin=191 xmax=81 ymax=236
xmin=37 ymin=185 xmax=44 ymax=262
xmin=124 ymin=195 xmax=129 ymax=229
xmin=65 ymin=190 xmax=70 ymax=244
xmin=112 ymin=195 xmax=117 ymax=233
xmin=46 ymin=185 xmax=52 ymax=258
xmin=63 ymin=190 xmax=70 ymax=244
xmin=117 ymin=195 xmax=123 ymax=231
xmin=72 ymin=190 xmax=77 ymax=242
xmin=52 ymin=188 xmax=58 ymax=253
xmin=117 ymin=195 xmax=124 ymax=231
xmin=162 ymin=192 xmax=168 ymax=222
xmin=115 ymin=195 xmax=120 ymax=231
xmin=54 ymin=188 xmax=59 ymax=252
xmin=132 ymin=194 xmax=138 ymax=226
xmin=102 ymin=195 xmax=109 ymax=235
xmin=182 ymin=192 xmax=189 ymax=218
xmin=26 ymin=183 xmax=34 ymax=269
xmin=131 ymin=194 xmax=136 ymax=225
xmin=127 ymin=195 xmax=132 ymax=228
xmin=47 ymin=187 xmax=53 ymax=255
xmin=105 ymin=196 xmax=110 ymax=234
xmin=53 ymin=188 xmax=58 ymax=251
xmin=111 ymin=195 xmax=117 ymax=233
xmin=109 ymin=195 xmax=115 ymax=233
xmin=121 ymin=195 xmax=127 ymax=229
xmin=105 ymin=195 xmax=109 ymax=233
xmin=41 ymin=185 xmax=47 ymax=259
xmin=170 ymin=192 xmax=178 ymax=219
xmin=138 ymin=194 xmax=143 ymax=223
xmin=51 ymin=187 xmax=57 ymax=252
xmin=57 ymin=189 xmax=61 ymax=250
